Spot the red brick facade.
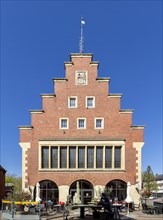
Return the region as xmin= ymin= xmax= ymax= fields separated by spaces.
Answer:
xmin=0 ymin=165 xmax=6 ymax=208
xmin=19 ymin=54 xmax=144 ymax=203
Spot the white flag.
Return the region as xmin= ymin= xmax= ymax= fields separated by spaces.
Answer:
xmin=81 ymin=19 xmax=85 ymax=25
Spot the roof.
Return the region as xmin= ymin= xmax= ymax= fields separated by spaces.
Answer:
xmin=0 ymin=165 xmax=6 ymax=173
xmin=155 ymin=174 xmax=163 ymax=181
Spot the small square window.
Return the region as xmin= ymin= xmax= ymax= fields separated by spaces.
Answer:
xmin=86 ymin=97 xmax=95 ymax=108
xmin=68 ymin=97 xmax=77 ymax=108
xmin=95 ymin=118 xmax=104 ymax=129
xmin=77 ymin=118 xmax=86 ymax=129
xmin=60 ymin=118 xmax=69 ymax=129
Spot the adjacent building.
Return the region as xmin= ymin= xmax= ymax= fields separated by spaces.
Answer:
xmin=19 ymin=53 xmax=144 ymax=204
xmin=0 ymin=165 xmax=6 ymax=208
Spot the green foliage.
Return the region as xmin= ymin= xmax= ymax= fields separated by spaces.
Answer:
xmin=142 ymin=166 xmax=158 ymax=197
xmin=5 ymin=173 xmax=31 ymax=201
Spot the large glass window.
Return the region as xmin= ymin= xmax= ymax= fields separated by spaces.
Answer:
xmin=114 ymin=147 xmax=121 ymax=168
xmin=51 ymin=147 xmax=58 ymax=168
xmin=78 ymin=147 xmax=85 ymax=168
xmin=96 ymin=146 xmax=103 ymax=168
xmin=40 ymin=144 xmax=123 ymax=170
xmin=42 ymin=147 xmax=49 ymax=168
xmin=69 ymin=147 xmax=76 ymax=168
xmin=87 ymin=147 xmax=94 ymax=168
xmin=60 ymin=147 xmax=67 ymax=168
xmin=105 ymin=146 xmax=112 ymax=168
xmin=107 ymin=180 xmax=127 ymax=201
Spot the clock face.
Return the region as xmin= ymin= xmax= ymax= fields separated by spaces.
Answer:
xmin=75 ymin=70 xmax=87 ymax=85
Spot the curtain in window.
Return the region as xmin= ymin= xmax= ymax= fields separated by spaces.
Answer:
xmin=87 ymin=147 xmax=94 ymax=168
xmin=42 ymin=147 xmax=49 ymax=168
xmin=96 ymin=146 xmax=103 ymax=168
xmin=78 ymin=147 xmax=85 ymax=168
xmin=60 ymin=147 xmax=67 ymax=168
xmin=51 ymin=147 xmax=58 ymax=168
xmin=105 ymin=146 xmax=112 ymax=168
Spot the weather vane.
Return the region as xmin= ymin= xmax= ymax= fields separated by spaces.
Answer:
xmin=79 ymin=17 xmax=85 ymax=53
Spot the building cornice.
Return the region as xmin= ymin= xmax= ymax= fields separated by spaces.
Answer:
xmin=39 ymin=138 xmax=126 ymax=142
xmin=53 ymin=78 xmax=68 ymax=82
xmin=96 ymin=77 xmax=110 ymax=82
xmin=131 ymin=126 xmax=145 ymax=129
xmin=109 ymin=94 xmax=123 ymax=98
xmin=120 ymin=109 xmax=134 ymax=113
xmin=70 ymin=53 xmax=93 ymax=61
xmin=29 ymin=110 xmax=44 ymax=114
xmin=41 ymin=94 xmax=56 ymax=98
xmin=18 ymin=126 xmax=33 ymax=130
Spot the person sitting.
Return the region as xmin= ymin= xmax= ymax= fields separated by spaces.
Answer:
xmin=100 ymin=193 xmax=114 ymax=219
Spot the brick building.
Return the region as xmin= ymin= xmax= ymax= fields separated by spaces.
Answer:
xmin=0 ymin=165 xmax=6 ymax=208
xmin=19 ymin=53 xmax=144 ymax=204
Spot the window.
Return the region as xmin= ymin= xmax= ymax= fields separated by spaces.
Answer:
xmin=87 ymin=147 xmax=94 ymax=168
xmin=105 ymin=146 xmax=112 ymax=168
xmin=69 ymin=147 xmax=76 ymax=168
xmin=51 ymin=147 xmax=58 ymax=168
xmin=77 ymin=118 xmax=86 ymax=129
xmin=114 ymin=147 xmax=121 ymax=168
xmin=95 ymin=118 xmax=104 ymax=129
xmin=78 ymin=147 xmax=85 ymax=168
xmin=86 ymin=97 xmax=95 ymax=108
xmin=96 ymin=146 xmax=103 ymax=168
xmin=60 ymin=118 xmax=69 ymax=129
xmin=40 ymin=143 xmax=124 ymax=170
xmin=60 ymin=147 xmax=67 ymax=168
xmin=68 ymin=97 xmax=77 ymax=108
xmin=42 ymin=147 xmax=49 ymax=168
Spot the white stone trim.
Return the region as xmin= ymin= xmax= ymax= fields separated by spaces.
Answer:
xmin=39 ymin=140 xmax=125 ymax=145
xmin=68 ymin=96 xmax=78 ymax=108
xmin=133 ymin=142 xmax=144 ymax=189
xmin=85 ymin=96 xmax=95 ymax=108
xmin=19 ymin=142 xmax=31 ymax=190
xmin=59 ymin=118 xmax=69 ymax=129
xmin=94 ymin=118 xmax=104 ymax=129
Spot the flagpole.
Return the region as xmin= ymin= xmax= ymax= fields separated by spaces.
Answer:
xmin=79 ymin=18 xmax=85 ymax=53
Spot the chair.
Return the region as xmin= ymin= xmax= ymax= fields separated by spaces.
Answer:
xmin=142 ymin=203 xmax=155 ymax=214
xmin=134 ymin=203 xmax=140 ymax=211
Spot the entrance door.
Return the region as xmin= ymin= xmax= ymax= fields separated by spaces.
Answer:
xmin=69 ymin=180 xmax=93 ymax=204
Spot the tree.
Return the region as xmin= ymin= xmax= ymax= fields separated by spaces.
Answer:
xmin=5 ymin=173 xmax=31 ymax=201
xmin=142 ymin=166 xmax=158 ymax=197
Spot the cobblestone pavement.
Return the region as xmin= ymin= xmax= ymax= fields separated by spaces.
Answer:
xmin=1 ymin=210 xmax=163 ymax=220
xmin=41 ymin=209 xmax=163 ymax=220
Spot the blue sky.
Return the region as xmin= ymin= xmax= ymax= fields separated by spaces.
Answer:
xmin=0 ymin=0 xmax=162 ymax=177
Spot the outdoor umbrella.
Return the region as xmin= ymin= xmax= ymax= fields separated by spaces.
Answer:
xmin=35 ymin=182 xmax=41 ymax=202
xmin=125 ymin=182 xmax=132 ymax=214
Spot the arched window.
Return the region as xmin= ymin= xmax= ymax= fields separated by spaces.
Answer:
xmin=34 ymin=180 xmax=59 ymax=204
xmin=70 ymin=180 xmax=93 ymax=204
xmin=107 ymin=180 xmax=127 ymax=201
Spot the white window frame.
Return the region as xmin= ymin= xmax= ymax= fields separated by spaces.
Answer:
xmin=77 ymin=118 xmax=86 ymax=129
xmin=86 ymin=96 xmax=95 ymax=108
xmin=68 ymin=96 xmax=78 ymax=108
xmin=60 ymin=118 xmax=69 ymax=129
xmin=95 ymin=118 xmax=104 ymax=129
